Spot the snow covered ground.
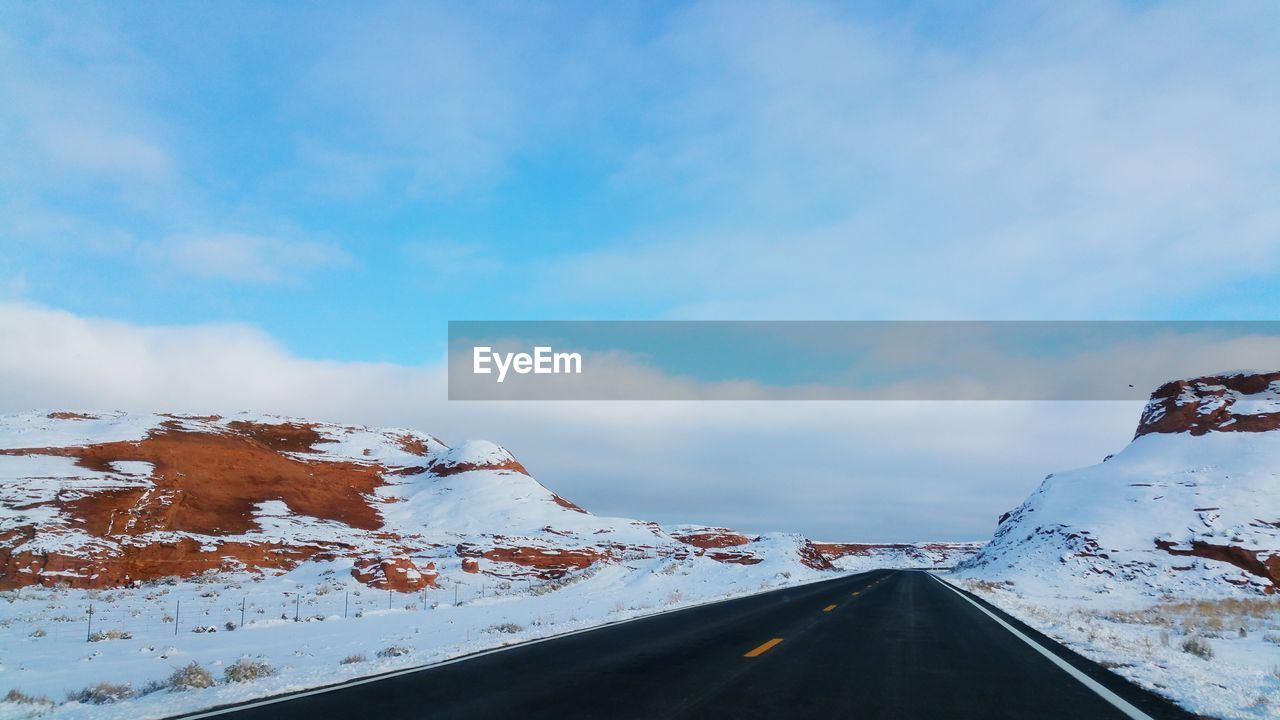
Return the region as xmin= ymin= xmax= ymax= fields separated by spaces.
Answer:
xmin=951 ymin=576 xmax=1280 ymax=720
xmin=0 ymin=410 xmax=869 ymax=718
xmin=948 ymin=372 xmax=1280 ymax=719
xmin=0 ymin=550 xmax=836 ymax=719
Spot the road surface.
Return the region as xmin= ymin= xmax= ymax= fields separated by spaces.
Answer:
xmin=178 ymin=569 xmax=1201 ymax=720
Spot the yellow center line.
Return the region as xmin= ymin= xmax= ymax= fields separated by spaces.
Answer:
xmin=851 ymin=591 xmax=860 ymax=596
xmin=744 ymin=638 xmax=784 ymax=658
xmin=823 ymin=604 xmax=837 ymax=612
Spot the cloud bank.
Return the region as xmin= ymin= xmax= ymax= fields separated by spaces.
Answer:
xmin=0 ymin=302 xmax=1144 ymax=541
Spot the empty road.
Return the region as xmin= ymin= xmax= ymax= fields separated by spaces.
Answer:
xmin=177 ymin=569 xmax=1200 ymax=720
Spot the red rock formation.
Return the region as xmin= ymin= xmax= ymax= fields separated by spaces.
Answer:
xmin=672 ymin=528 xmax=752 ymax=548
xmin=797 ymin=540 xmax=834 ymax=570
xmin=429 ymin=456 xmax=529 ymax=477
xmin=351 ymin=558 xmax=439 ymax=591
xmin=455 ymin=543 xmax=604 ymax=578
xmin=0 ymin=537 xmax=334 ymax=590
xmin=1155 ymin=540 xmax=1280 ymax=585
xmin=707 ymin=552 xmax=762 ymax=565
xmin=1136 ymin=371 xmax=1280 ymax=438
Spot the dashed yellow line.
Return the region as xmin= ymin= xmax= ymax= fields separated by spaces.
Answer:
xmin=744 ymin=638 xmax=784 ymax=658
xmin=851 ymin=591 xmax=860 ymax=596
xmin=822 ymin=604 xmax=837 ymax=612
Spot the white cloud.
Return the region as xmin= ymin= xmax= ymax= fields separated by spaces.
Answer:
xmin=0 ymin=8 xmax=176 ymax=190
xmin=138 ymin=233 xmax=352 ymax=284
xmin=0 ymin=302 xmax=1144 ymax=541
xmin=541 ymin=0 xmax=1280 ymax=320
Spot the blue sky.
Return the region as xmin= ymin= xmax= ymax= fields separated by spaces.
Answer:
xmin=1 ymin=1 xmax=1278 ymax=539
xmin=5 ymin=0 xmax=1279 ymax=365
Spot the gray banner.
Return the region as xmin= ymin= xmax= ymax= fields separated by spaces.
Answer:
xmin=447 ymin=321 xmax=1280 ymax=400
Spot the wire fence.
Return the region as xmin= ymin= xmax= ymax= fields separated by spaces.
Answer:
xmin=0 ymin=575 xmax=549 ymax=645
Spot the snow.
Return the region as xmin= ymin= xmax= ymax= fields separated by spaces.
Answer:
xmin=0 ymin=410 xmax=920 ymax=717
xmin=0 ymin=548 xmax=836 ymax=719
xmin=957 ymin=430 xmax=1280 ymax=597
xmin=950 ymin=578 xmax=1280 ymax=719
xmin=952 ymin=374 xmax=1280 ymax=718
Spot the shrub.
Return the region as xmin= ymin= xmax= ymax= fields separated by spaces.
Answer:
xmin=70 ymin=682 xmax=134 ymax=704
xmin=5 ymin=688 xmax=53 ymax=706
xmin=1181 ymin=636 xmax=1214 ymax=659
xmin=89 ymin=628 xmax=133 ymax=642
xmin=340 ymin=654 xmax=367 ymax=665
xmin=225 ymin=621 xmax=238 ymax=631
xmin=376 ymin=646 xmax=411 ymax=658
xmin=168 ymin=662 xmax=215 ymax=690
xmin=28 ymin=628 xmax=46 ymax=638
xmin=224 ymin=658 xmax=277 ymax=683
xmin=486 ymin=622 xmax=524 ymax=635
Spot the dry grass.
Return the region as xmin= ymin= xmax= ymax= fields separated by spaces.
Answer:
xmin=88 ymin=628 xmax=133 ymax=642
xmin=224 ymin=659 xmax=276 ymax=683
xmin=340 ymin=654 xmax=367 ymax=665
xmin=69 ymin=682 xmax=134 ymax=704
xmin=5 ymin=688 xmax=54 ymax=706
xmin=168 ymin=662 xmax=216 ymax=690
xmin=1103 ymin=597 xmax=1280 ymax=637
xmin=1181 ymin=636 xmax=1215 ymax=659
xmin=965 ymin=579 xmax=1015 ymax=593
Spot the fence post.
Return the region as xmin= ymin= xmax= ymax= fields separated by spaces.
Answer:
xmin=86 ymin=603 xmax=94 ymax=642
xmin=240 ymin=597 xmax=246 ymax=628
xmin=175 ymin=599 xmax=180 ymax=636
xmin=294 ymin=593 xmax=301 ymax=622
xmin=344 ymin=591 xmax=349 ymax=619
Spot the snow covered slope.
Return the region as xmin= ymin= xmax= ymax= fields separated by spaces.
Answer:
xmin=957 ymin=370 xmax=1280 ymax=596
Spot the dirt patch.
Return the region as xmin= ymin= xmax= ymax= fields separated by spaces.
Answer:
xmin=45 ymin=411 xmax=100 ymax=421
xmin=0 ymin=422 xmax=394 ymax=588
xmin=222 ymin=420 xmax=337 ymax=454
xmin=1 ymin=424 xmax=387 ymax=536
xmin=396 ymin=434 xmax=432 ymax=457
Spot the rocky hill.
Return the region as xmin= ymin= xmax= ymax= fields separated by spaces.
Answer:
xmin=956 ymin=370 xmax=1280 ymax=595
xmin=0 ymin=411 xmax=973 ymax=592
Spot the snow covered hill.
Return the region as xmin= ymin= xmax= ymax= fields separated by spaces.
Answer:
xmin=952 ymin=371 xmax=1280 ymax=719
xmin=0 ymin=410 xmax=987 ymax=717
xmin=0 ymin=410 xmax=847 ymax=591
xmin=956 ymin=370 xmax=1280 ymax=596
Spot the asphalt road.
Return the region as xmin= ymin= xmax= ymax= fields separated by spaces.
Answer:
xmin=182 ymin=569 xmax=1202 ymax=720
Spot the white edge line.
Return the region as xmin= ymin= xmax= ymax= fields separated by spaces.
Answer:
xmin=170 ymin=569 xmax=883 ymax=719
xmin=928 ymin=573 xmax=1154 ymax=720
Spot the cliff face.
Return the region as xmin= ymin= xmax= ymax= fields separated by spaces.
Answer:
xmin=958 ymin=371 xmax=1280 ymax=595
xmin=1135 ymin=371 xmax=1280 ymax=438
